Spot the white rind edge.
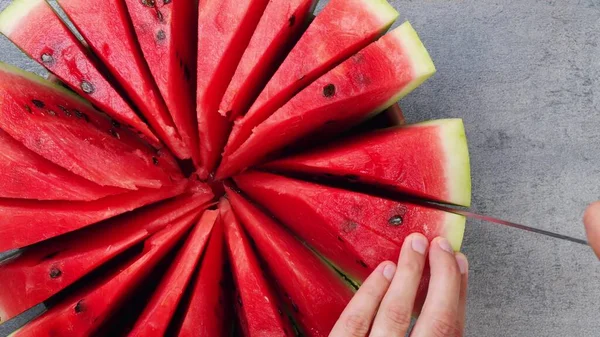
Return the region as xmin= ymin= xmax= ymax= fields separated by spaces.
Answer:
xmin=0 ymin=0 xmax=44 ymax=36
xmin=362 ymin=0 xmax=400 ymax=32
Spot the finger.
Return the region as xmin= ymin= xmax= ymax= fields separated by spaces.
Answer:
xmin=455 ymin=253 xmax=469 ymax=332
xmin=329 ymin=261 xmax=396 ymax=337
xmin=584 ymin=202 xmax=600 ymax=259
xmin=369 ymin=233 xmax=429 ymax=337
xmin=411 ymin=237 xmax=463 ymax=337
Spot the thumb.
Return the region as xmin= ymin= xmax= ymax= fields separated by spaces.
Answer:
xmin=583 ymin=202 xmax=600 ymax=259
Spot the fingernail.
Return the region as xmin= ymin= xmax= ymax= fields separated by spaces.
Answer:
xmin=382 ymin=263 xmax=396 ymax=281
xmin=456 ymin=254 xmax=468 ymax=274
xmin=437 ymin=238 xmax=454 ymax=253
xmin=411 ymin=235 xmax=428 ymax=255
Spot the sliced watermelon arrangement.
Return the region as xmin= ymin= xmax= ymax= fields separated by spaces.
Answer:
xmin=0 ymin=0 xmax=472 ymax=335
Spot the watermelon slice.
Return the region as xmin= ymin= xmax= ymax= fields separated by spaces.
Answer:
xmin=0 ymin=128 xmax=125 ymax=201
xmin=195 ymin=0 xmax=271 ymax=175
xmin=218 ymin=0 xmax=317 ymax=119
xmin=222 ymin=0 xmax=399 ymax=159
xmin=220 ymin=198 xmax=294 ymax=337
xmin=56 ymin=0 xmax=190 ymax=159
xmin=128 ymin=210 xmax=218 ymax=337
xmin=124 ymin=0 xmax=200 ymax=164
xmin=226 ymin=186 xmax=355 ymax=337
xmin=264 ymin=119 xmax=472 ymax=207
xmin=0 ymin=0 xmax=158 ymax=144
xmin=234 ymin=172 xmax=466 ymax=279
xmin=0 ymin=63 xmax=183 ymax=190
xmin=0 ymin=179 xmax=189 ymax=252
xmin=8 ymin=213 xmax=197 ymax=337
xmin=217 ymin=22 xmax=436 ymax=178
xmin=177 ymin=214 xmax=230 ymax=337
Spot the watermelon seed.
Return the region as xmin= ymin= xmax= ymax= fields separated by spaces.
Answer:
xmin=74 ymin=110 xmax=89 ymax=122
xmin=336 ymin=236 xmax=344 ymax=242
xmin=288 ymin=15 xmax=296 ymax=26
xmin=184 ymin=65 xmax=191 ymax=81
xmin=111 ymin=120 xmax=121 ymax=128
xmin=81 ymin=81 xmax=95 ymax=94
xmin=49 ymin=267 xmax=62 ymax=278
xmin=109 ymin=129 xmax=120 ymax=139
xmin=156 ymin=30 xmax=166 ymax=41
xmin=156 ymin=10 xmax=164 ymax=22
xmin=388 ymin=215 xmax=403 ymax=226
xmin=74 ymin=300 xmax=85 ymax=313
xmin=58 ymin=105 xmax=72 ymax=116
xmin=41 ymin=53 xmax=53 ymax=64
xmin=32 ymin=99 xmax=45 ymax=108
xmin=357 ymin=260 xmax=368 ymax=268
xmin=323 ymin=84 xmax=336 ymax=97
xmin=24 ymin=105 xmax=32 ymax=114
xmin=163 ymin=0 xmax=171 ymax=3
xmin=152 ymin=157 xmax=159 ymax=165
xmin=142 ymin=0 xmax=155 ymax=7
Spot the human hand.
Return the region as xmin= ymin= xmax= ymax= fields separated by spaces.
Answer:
xmin=584 ymin=201 xmax=600 ymax=259
xmin=329 ymin=233 xmax=468 ymax=337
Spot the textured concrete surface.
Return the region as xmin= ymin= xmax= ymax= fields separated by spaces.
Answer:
xmin=1 ymin=0 xmax=600 ymax=336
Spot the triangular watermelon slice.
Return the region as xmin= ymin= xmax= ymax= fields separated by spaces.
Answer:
xmin=264 ymin=119 xmax=472 ymax=207
xmin=128 ymin=210 xmax=218 ymax=337
xmin=0 ymin=0 xmax=158 ymax=144
xmin=0 ymin=179 xmax=190 ymax=252
xmin=226 ymin=186 xmax=355 ymax=337
xmin=218 ymin=0 xmax=318 ymax=119
xmin=0 ymin=63 xmax=183 ymax=190
xmin=234 ymin=171 xmax=466 ymax=279
xmin=8 ymin=213 xmax=197 ymax=337
xmin=220 ymin=198 xmax=294 ymax=337
xmin=56 ymin=0 xmax=190 ymax=160
xmin=222 ymin=0 xmax=399 ymax=159
xmin=124 ymin=0 xmax=200 ymax=165
xmin=177 ymin=214 xmax=231 ymax=337
xmin=0 ymin=192 xmax=211 ymax=323
xmin=217 ymin=22 xmax=436 ymax=178
xmin=195 ymin=0 xmax=271 ymax=175
xmin=0 ymin=128 xmax=125 ymax=201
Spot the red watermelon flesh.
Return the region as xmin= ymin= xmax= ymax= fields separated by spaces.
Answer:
xmin=124 ymin=0 xmax=200 ymax=165
xmin=220 ymin=198 xmax=294 ymax=337
xmin=195 ymin=0 xmax=271 ymax=175
xmin=223 ymin=0 xmax=399 ymax=158
xmin=0 ymin=63 xmax=183 ymax=190
xmin=0 ymin=128 xmax=125 ymax=201
xmin=0 ymin=179 xmax=189 ymax=252
xmin=128 ymin=210 xmax=218 ymax=337
xmin=226 ymin=186 xmax=354 ymax=337
xmin=264 ymin=119 xmax=472 ymax=207
xmin=217 ymin=22 xmax=436 ymax=178
xmin=9 ymin=212 xmax=197 ymax=337
xmin=56 ymin=0 xmax=189 ymax=160
xmin=234 ymin=172 xmax=466 ymax=276
xmin=218 ymin=0 xmax=317 ymax=120
xmin=0 ymin=0 xmax=158 ymax=144
xmin=177 ymin=215 xmax=230 ymax=337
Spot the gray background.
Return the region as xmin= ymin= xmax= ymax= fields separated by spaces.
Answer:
xmin=1 ymin=0 xmax=600 ymax=336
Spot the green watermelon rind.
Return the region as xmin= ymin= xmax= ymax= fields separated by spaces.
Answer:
xmin=0 ymin=0 xmax=44 ymax=36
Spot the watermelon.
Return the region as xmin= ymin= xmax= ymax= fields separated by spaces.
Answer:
xmin=222 ymin=0 xmax=399 ymax=160
xmin=0 ymin=0 xmax=158 ymax=144
xmin=128 ymin=210 xmax=217 ymax=337
xmin=218 ymin=0 xmax=318 ymax=120
xmin=8 ymin=213 xmax=197 ymax=337
xmin=195 ymin=0 xmax=271 ymax=175
xmin=177 ymin=214 xmax=230 ymax=337
xmin=124 ymin=0 xmax=200 ymax=165
xmin=217 ymin=22 xmax=435 ymax=178
xmin=0 ymin=62 xmax=183 ymax=190
xmin=226 ymin=186 xmax=355 ymax=337
xmin=264 ymin=119 xmax=471 ymax=207
xmin=220 ymin=198 xmax=294 ymax=337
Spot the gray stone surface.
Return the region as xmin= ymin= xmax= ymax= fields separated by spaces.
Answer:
xmin=1 ymin=0 xmax=600 ymax=336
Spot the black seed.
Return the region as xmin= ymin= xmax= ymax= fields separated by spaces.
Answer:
xmin=74 ymin=110 xmax=89 ymax=122
xmin=357 ymin=260 xmax=368 ymax=268
xmin=288 ymin=15 xmax=296 ymax=26
xmin=81 ymin=81 xmax=95 ymax=94
xmin=24 ymin=105 xmax=32 ymax=114
xmin=344 ymin=174 xmax=360 ymax=181
xmin=323 ymin=84 xmax=336 ymax=97
xmin=388 ymin=215 xmax=403 ymax=226
xmin=156 ymin=30 xmax=166 ymax=41
xmin=142 ymin=0 xmax=155 ymax=7
xmin=237 ymin=295 xmax=243 ymax=306
xmin=337 ymin=236 xmax=344 ymax=242
xmin=74 ymin=300 xmax=85 ymax=313
xmin=163 ymin=0 xmax=171 ymax=3
xmin=291 ymin=302 xmax=299 ymax=313
xmin=32 ymin=99 xmax=45 ymax=108
xmin=42 ymin=251 xmax=60 ymax=260
xmin=152 ymin=157 xmax=159 ymax=165
xmin=41 ymin=53 xmax=53 ymax=64
xmin=49 ymin=267 xmax=62 ymax=278
xmin=183 ymin=64 xmax=191 ymax=82
xmin=157 ymin=10 xmax=164 ymax=22
xmin=111 ymin=120 xmax=121 ymax=128
xmin=109 ymin=129 xmax=120 ymax=139
xmin=58 ymin=105 xmax=71 ymax=116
